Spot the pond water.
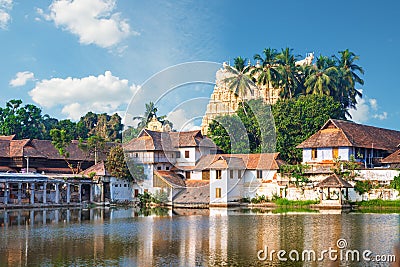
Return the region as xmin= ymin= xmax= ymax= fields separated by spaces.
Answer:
xmin=0 ymin=207 xmax=398 ymax=266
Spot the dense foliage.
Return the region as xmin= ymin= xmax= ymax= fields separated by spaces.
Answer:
xmin=0 ymin=99 xmax=122 ymax=141
xmin=105 ymin=145 xmax=134 ymax=181
xmin=224 ymin=48 xmax=364 ymax=115
xmin=208 ymin=95 xmax=345 ymax=163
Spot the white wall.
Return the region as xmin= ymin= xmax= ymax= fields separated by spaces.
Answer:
xmin=110 ymin=177 xmax=139 ymax=202
xmin=302 ymin=147 xmax=351 ymax=163
xmin=176 ymin=147 xmax=196 ymax=166
xmin=210 ymin=169 xmax=228 ymax=204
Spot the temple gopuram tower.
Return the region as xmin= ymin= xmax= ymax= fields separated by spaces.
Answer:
xmin=201 ymin=53 xmax=314 ymax=135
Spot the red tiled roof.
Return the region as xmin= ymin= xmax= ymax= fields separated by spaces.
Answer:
xmin=0 ymin=166 xmax=16 ymax=172
xmin=316 ymin=174 xmax=353 ymax=188
xmin=154 ymin=170 xmax=186 ymax=188
xmin=0 ymin=135 xmax=15 ymax=141
xmin=81 ymin=161 xmax=109 ymax=176
xmin=0 ymin=135 xmax=108 ymax=162
xmin=382 ymin=149 xmax=400 ymax=164
xmin=123 ymin=129 xmax=218 ymax=152
xmin=297 ymin=119 xmax=400 ymax=152
xmin=194 ymin=153 xmax=283 ymax=170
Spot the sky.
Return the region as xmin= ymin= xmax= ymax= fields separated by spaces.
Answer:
xmin=1 ymin=0 xmax=400 ymax=131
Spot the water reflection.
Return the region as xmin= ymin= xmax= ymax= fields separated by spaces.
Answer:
xmin=0 ymin=207 xmax=398 ymax=266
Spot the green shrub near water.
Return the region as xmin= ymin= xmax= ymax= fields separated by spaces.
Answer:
xmin=273 ymin=198 xmax=319 ymax=206
xmin=357 ymin=199 xmax=400 ymax=207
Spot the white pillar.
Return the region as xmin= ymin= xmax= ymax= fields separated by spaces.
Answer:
xmin=42 ymin=182 xmax=47 ymax=204
xmin=78 ymin=184 xmax=82 ymax=203
xmin=66 ymin=184 xmax=71 ymax=204
xmin=55 ymin=183 xmax=59 ymax=204
xmin=30 ymin=183 xmax=35 ymax=204
xmin=4 ymin=183 xmax=9 ymax=204
xmin=90 ymin=184 xmax=94 ymax=203
xmin=18 ymin=183 xmax=22 ymax=204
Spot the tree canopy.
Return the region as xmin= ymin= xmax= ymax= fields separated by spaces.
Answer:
xmin=208 ymin=95 xmax=346 ymax=163
xmin=0 ymin=99 xmax=123 ymax=142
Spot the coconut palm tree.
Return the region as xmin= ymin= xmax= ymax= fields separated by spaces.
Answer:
xmin=304 ymin=55 xmax=338 ymax=96
xmin=276 ymin=48 xmax=302 ymax=99
xmin=132 ymin=102 xmax=166 ymax=129
xmin=252 ymin=48 xmax=280 ymax=103
xmin=222 ymin=57 xmax=256 ymax=112
xmin=335 ymin=49 xmax=364 ymax=111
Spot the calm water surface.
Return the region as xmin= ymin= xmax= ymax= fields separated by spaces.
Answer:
xmin=0 ymin=207 xmax=399 ymax=266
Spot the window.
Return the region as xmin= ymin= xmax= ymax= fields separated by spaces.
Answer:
xmin=185 ymin=171 xmax=191 ymax=179
xmin=230 ymin=170 xmax=234 ymax=179
xmin=157 ymin=166 xmax=162 ymax=170
xmin=332 ymin=147 xmax=339 ymax=159
xmin=215 ymin=188 xmax=221 ymax=198
xmin=257 ymin=170 xmax=263 ymax=179
xmin=134 ymin=189 xmax=139 ymax=197
xmin=185 ymin=150 xmax=190 ymax=158
xmin=311 ymin=148 xmax=317 ymax=160
xmin=124 ymin=184 xmax=127 ymax=188
xmin=238 ymin=170 xmax=242 ymax=179
xmin=134 ymin=153 xmax=138 ymax=158
xmin=216 ymin=170 xmax=222 ymax=179
xmin=166 ymin=166 xmax=170 ymax=171
xmin=176 ymin=151 xmax=181 ymax=158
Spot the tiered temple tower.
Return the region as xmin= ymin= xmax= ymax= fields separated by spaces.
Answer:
xmin=201 ymin=53 xmax=314 ymax=135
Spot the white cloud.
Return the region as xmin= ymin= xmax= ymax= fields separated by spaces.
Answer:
xmin=369 ymin=99 xmax=378 ymax=110
xmin=167 ymin=109 xmax=201 ymax=131
xmin=0 ymin=0 xmax=12 ymax=29
xmin=40 ymin=0 xmax=137 ymax=48
xmin=348 ymin=92 xmax=388 ymax=123
xmin=373 ymin=112 xmax=388 ymax=120
xmin=29 ymin=71 xmax=138 ymax=120
xmin=9 ymin=71 xmax=35 ymax=87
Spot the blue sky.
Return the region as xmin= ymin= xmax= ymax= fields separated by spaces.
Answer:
xmin=1 ymin=0 xmax=399 ymax=130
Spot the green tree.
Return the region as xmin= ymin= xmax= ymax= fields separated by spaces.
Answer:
xmin=335 ymin=49 xmax=364 ymax=114
xmin=276 ymin=48 xmax=302 ymax=99
xmin=252 ymin=48 xmax=280 ymax=103
xmin=304 ymin=55 xmax=338 ymax=96
xmin=207 ymin=100 xmax=275 ymax=154
xmin=272 ymin=95 xmax=345 ymax=163
xmin=106 ymin=145 xmax=135 ymax=181
xmin=0 ymin=99 xmax=47 ymax=139
xmin=78 ymin=135 xmax=106 ymax=165
xmin=222 ymin=57 xmax=256 ymax=113
xmin=208 ymin=95 xmax=347 ymax=163
xmin=132 ymin=102 xmax=168 ymax=130
xmin=50 ymin=128 xmax=80 ymax=174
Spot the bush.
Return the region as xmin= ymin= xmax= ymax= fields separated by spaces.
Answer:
xmin=354 ymin=180 xmax=373 ymax=195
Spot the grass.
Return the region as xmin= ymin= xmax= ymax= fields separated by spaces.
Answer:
xmin=273 ymin=198 xmax=319 ymax=207
xmin=356 ymin=199 xmax=400 ymax=208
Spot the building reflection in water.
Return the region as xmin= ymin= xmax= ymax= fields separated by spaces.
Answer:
xmin=0 ymin=208 xmax=399 ymax=266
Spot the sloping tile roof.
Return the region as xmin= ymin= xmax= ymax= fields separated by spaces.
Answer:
xmin=173 ymin=181 xmax=210 ymax=204
xmin=382 ymin=149 xmax=400 ymax=164
xmin=123 ymin=129 xmax=219 ymax=152
xmin=81 ymin=161 xmax=109 ymax=176
xmin=154 ymin=170 xmax=186 ymax=188
xmin=0 ymin=135 xmax=15 ymax=141
xmin=0 ymin=166 xmax=16 ymax=172
xmin=208 ymin=156 xmax=246 ymax=169
xmin=297 ymin=119 xmax=400 ymax=152
xmin=0 ymin=140 xmax=10 ymax=157
xmin=9 ymin=139 xmax=30 ymax=157
xmin=316 ymin=174 xmax=353 ymax=188
xmin=0 ymin=136 xmax=104 ymax=162
xmin=194 ymin=153 xmax=283 ymax=170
